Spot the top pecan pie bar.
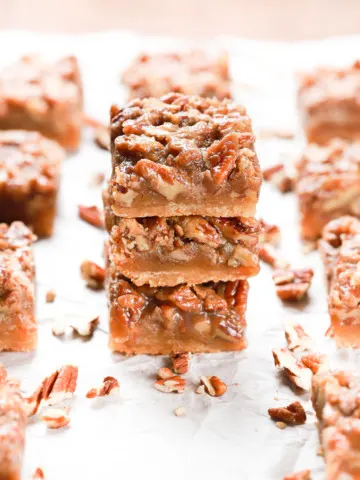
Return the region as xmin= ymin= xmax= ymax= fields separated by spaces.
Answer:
xmin=122 ymin=50 xmax=231 ymax=101
xmin=108 ymin=93 xmax=261 ymax=218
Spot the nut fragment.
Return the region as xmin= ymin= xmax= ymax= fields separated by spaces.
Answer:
xmin=283 ymin=470 xmax=311 ymax=480
xmin=268 ymin=401 xmax=306 ymax=425
xmin=174 ymin=406 xmax=186 ymax=417
xmin=273 ymin=268 xmax=314 ymax=301
xmin=94 ymin=125 xmax=110 ymax=151
xmin=86 ymin=376 xmax=120 ymax=399
xmin=200 ymin=376 xmax=227 ymax=397
xmin=284 ymin=322 xmax=312 ymax=352
xmin=259 ymin=243 xmax=290 ymax=269
xmin=259 ymin=219 xmax=281 ymax=246
xmin=69 ymin=316 xmax=99 ymax=337
xmin=154 ymin=376 xmax=186 ymax=394
xmin=45 ymin=289 xmax=56 ymax=303
xmin=262 ymin=163 xmax=294 ymax=193
xmin=32 ymin=467 xmax=45 ymax=479
xmin=272 ymin=348 xmax=312 ymax=391
xmin=300 ymin=353 xmax=329 ymax=374
xmin=157 ymin=367 xmax=175 ymax=380
xmin=80 ymin=260 xmax=105 ymax=290
xmin=170 ymin=352 xmax=191 ymax=375
xmin=78 ymin=205 xmax=104 ymax=229
xmin=40 ymin=407 xmax=71 ymax=429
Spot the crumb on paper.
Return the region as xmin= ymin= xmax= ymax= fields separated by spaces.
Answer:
xmin=70 ymin=316 xmax=99 ymax=337
xmin=45 ymin=289 xmax=56 ymax=303
xmin=259 ymin=243 xmax=290 ymax=269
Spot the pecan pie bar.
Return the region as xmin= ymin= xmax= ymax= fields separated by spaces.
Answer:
xmin=0 ymin=130 xmax=64 ymax=237
xmin=0 ymin=55 xmax=83 ymax=150
xmin=296 ymin=139 xmax=360 ymax=240
xmin=319 ymin=216 xmax=360 ymax=347
xmin=122 ymin=50 xmax=231 ymax=100
xmin=106 ymin=214 xmax=260 ymax=287
xmin=298 ymin=61 xmax=360 ymax=145
xmin=108 ymin=93 xmax=261 ymax=218
xmin=0 ymin=222 xmax=36 ymax=352
xmin=107 ymin=262 xmax=249 ymax=354
xmin=312 ymin=371 xmax=360 ymax=479
xmin=0 ymin=367 xmax=27 ymax=480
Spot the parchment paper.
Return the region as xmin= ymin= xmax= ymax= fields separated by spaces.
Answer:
xmin=1 ymin=30 xmax=360 ymax=480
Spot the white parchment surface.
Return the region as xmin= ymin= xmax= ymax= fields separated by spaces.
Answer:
xmin=1 ymin=30 xmax=360 ymax=480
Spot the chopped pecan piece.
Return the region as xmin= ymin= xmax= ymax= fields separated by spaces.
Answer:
xmin=80 ymin=260 xmax=105 ymax=290
xmin=259 ymin=243 xmax=290 ymax=269
xmin=300 ymin=353 xmax=329 ymax=374
xmin=78 ymin=205 xmax=104 ymax=229
xmin=170 ymin=352 xmax=191 ymax=375
xmin=40 ymin=407 xmax=71 ymax=429
xmin=45 ymin=289 xmax=56 ymax=303
xmin=259 ymin=218 xmax=281 ymax=246
xmin=284 ymin=322 xmax=312 ymax=352
xmin=157 ymin=367 xmax=175 ymax=380
xmin=200 ymin=376 xmax=227 ymax=397
xmin=69 ymin=316 xmax=99 ymax=337
xmin=283 ymin=470 xmax=311 ymax=480
xmin=268 ymin=401 xmax=306 ymax=425
xmin=32 ymin=467 xmax=45 ymax=479
xmin=262 ymin=163 xmax=294 ymax=193
xmin=86 ymin=376 xmax=120 ymax=399
xmin=273 ymin=268 xmax=314 ymax=301
xmin=94 ymin=125 xmax=110 ymax=151
xmin=272 ymin=348 xmax=312 ymax=391
xmin=154 ymin=376 xmax=186 ymax=393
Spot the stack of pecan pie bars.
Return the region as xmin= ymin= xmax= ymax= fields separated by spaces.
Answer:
xmin=103 ymin=88 xmax=262 ymax=355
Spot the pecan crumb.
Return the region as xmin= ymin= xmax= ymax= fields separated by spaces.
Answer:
xmin=259 ymin=243 xmax=290 ymax=269
xmin=283 ymin=470 xmax=311 ymax=480
xmin=41 ymin=407 xmax=71 ymax=429
xmin=32 ymin=467 xmax=45 ymax=479
xmin=170 ymin=352 xmax=191 ymax=375
xmin=80 ymin=260 xmax=105 ymax=290
xmin=268 ymin=401 xmax=306 ymax=425
xmin=174 ymin=406 xmax=186 ymax=417
xmin=45 ymin=289 xmax=56 ymax=303
xmin=272 ymin=348 xmax=312 ymax=391
xmin=94 ymin=125 xmax=110 ymax=151
xmin=273 ymin=268 xmax=313 ymax=301
xmin=200 ymin=376 xmax=227 ymax=397
xmin=284 ymin=322 xmax=312 ymax=352
xmin=157 ymin=367 xmax=175 ymax=380
xmin=259 ymin=219 xmax=281 ymax=246
xmin=70 ymin=316 xmax=99 ymax=337
xmin=86 ymin=376 xmax=120 ymax=399
xmin=78 ymin=205 xmax=104 ymax=229
xmin=262 ymin=163 xmax=294 ymax=193
xmin=154 ymin=376 xmax=186 ymax=394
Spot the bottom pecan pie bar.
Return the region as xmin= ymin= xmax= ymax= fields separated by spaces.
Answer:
xmin=312 ymin=371 xmax=360 ymax=480
xmin=107 ymin=262 xmax=249 ymax=354
xmin=0 ymin=221 xmax=37 ymax=351
xmin=106 ymin=214 xmax=260 ymax=287
xmin=319 ymin=216 xmax=360 ymax=347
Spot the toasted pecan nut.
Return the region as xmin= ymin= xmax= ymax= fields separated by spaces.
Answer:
xmin=40 ymin=407 xmax=71 ymax=429
xmin=154 ymin=376 xmax=186 ymax=393
xmin=262 ymin=163 xmax=294 ymax=193
xmin=86 ymin=376 xmax=120 ymax=398
xmin=268 ymin=401 xmax=306 ymax=426
xmin=170 ymin=352 xmax=191 ymax=375
xmin=78 ymin=205 xmax=104 ymax=229
xmin=273 ymin=268 xmax=314 ymax=301
xmin=200 ymin=376 xmax=227 ymax=397
xmin=283 ymin=470 xmax=311 ymax=480
xmin=272 ymin=348 xmax=312 ymax=391
xmin=174 ymin=406 xmax=186 ymax=417
xmin=284 ymin=322 xmax=312 ymax=352
xmin=80 ymin=260 xmax=105 ymax=290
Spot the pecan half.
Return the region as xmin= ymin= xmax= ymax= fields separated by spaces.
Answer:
xmin=262 ymin=163 xmax=294 ymax=193
xmin=45 ymin=289 xmax=56 ymax=303
xmin=78 ymin=205 xmax=104 ymax=229
xmin=272 ymin=348 xmax=312 ymax=391
xmin=41 ymin=407 xmax=71 ymax=429
xmin=259 ymin=219 xmax=281 ymax=246
xmin=170 ymin=352 xmax=191 ymax=375
xmin=80 ymin=260 xmax=105 ymax=290
xmin=86 ymin=376 xmax=120 ymax=398
xmin=268 ymin=401 xmax=306 ymax=425
xmin=200 ymin=376 xmax=227 ymax=397
xmin=284 ymin=322 xmax=312 ymax=352
xmin=154 ymin=376 xmax=186 ymax=393
xmin=273 ymin=268 xmax=313 ymax=301
xmin=259 ymin=243 xmax=290 ymax=269
xmin=283 ymin=470 xmax=311 ymax=480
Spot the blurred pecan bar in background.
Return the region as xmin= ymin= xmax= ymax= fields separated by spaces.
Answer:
xmin=107 ymin=263 xmax=249 ymax=354
xmin=0 ymin=130 xmax=64 ymax=237
xmin=298 ymin=61 xmax=360 ymax=144
xmin=106 ymin=215 xmax=260 ymax=286
xmin=122 ymin=50 xmax=231 ymax=100
xmin=0 ymin=55 xmax=83 ymax=150
xmin=108 ymin=93 xmax=261 ymax=218
xmin=312 ymin=371 xmax=360 ymax=479
xmin=319 ymin=216 xmax=360 ymax=347
xmin=0 ymin=222 xmax=36 ymax=351
xmin=0 ymin=366 xmax=27 ymax=480
xmin=296 ymin=139 xmax=360 ymax=240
